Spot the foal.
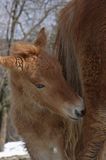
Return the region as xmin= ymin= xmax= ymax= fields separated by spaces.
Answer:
xmin=0 ymin=28 xmax=84 ymax=160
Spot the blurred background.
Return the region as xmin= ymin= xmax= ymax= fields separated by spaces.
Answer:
xmin=0 ymin=0 xmax=69 ymax=153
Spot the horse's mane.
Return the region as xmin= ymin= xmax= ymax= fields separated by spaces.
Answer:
xmin=55 ymin=0 xmax=82 ymax=96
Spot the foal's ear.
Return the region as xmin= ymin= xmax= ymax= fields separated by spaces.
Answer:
xmin=34 ymin=28 xmax=47 ymax=48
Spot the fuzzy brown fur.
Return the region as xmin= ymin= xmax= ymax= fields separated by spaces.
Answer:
xmin=0 ymin=28 xmax=84 ymax=160
xmin=55 ymin=0 xmax=106 ymax=159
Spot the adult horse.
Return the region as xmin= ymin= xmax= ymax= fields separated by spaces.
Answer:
xmin=55 ymin=0 xmax=106 ymax=159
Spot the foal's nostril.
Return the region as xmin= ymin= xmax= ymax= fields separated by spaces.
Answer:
xmin=75 ymin=109 xmax=81 ymax=118
xmin=81 ymin=109 xmax=86 ymax=116
xmin=75 ymin=109 xmax=85 ymax=118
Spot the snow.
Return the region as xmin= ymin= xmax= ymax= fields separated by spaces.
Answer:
xmin=0 ymin=141 xmax=28 ymax=158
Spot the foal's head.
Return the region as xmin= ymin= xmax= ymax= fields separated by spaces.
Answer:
xmin=0 ymin=28 xmax=84 ymax=120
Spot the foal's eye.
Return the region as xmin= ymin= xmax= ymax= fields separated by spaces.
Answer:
xmin=35 ymin=84 xmax=45 ymax=89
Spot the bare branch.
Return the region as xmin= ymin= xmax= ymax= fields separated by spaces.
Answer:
xmin=17 ymin=21 xmax=26 ymax=37
xmin=15 ymin=0 xmax=26 ymax=22
xmin=6 ymin=0 xmax=26 ymax=54
xmin=22 ymin=4 xmax=60 ymax=40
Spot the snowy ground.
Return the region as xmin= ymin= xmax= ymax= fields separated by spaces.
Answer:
xmin=0 ymin=141 xmax=105 ymax=160
xmin=0 ymin=141 xmax=29 ymax=158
